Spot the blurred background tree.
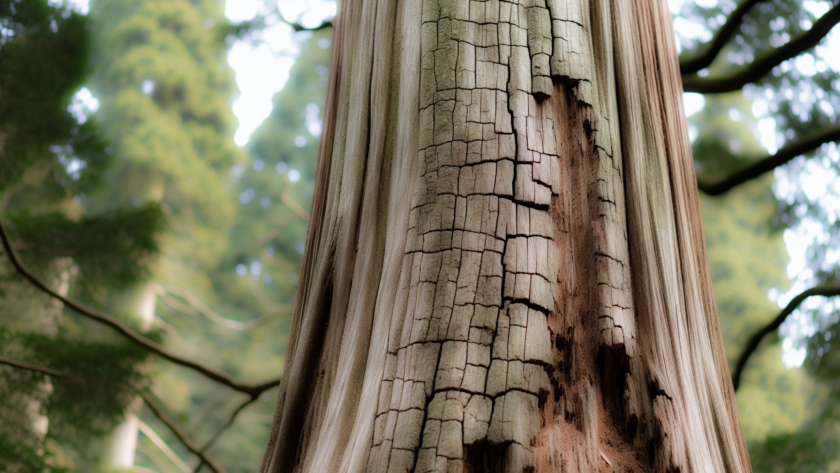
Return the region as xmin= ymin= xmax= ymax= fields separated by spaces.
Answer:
xmin=0 ymin=0 xmax=161 ymax=471
xmin=2 ymin=0 xmax=840 ymax=471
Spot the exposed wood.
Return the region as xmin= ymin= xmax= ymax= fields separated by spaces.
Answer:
xmin=261 ymin=0 xmax=751 ymax=471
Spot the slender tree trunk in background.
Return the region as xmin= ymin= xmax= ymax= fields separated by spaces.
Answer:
xmin=100 ymin=178 xmax=163 ymax=469
xmin=102 ymin=284 xmax=156 ymax=469
xmin=261 ymin=0 xmax=751 ymax=471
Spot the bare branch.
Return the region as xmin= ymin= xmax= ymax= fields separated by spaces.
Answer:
xmin=732 ymin=282 xmax=840 ymax=391
xmin=698 ymin=126 xmax=840 ymax=195
xmin=0 ymin=241 xmax=77 ymax=256
xmin=679 ymin=0 xmax=766 ymax=74
xmin=159 ymin=284 xmax=278 ymax=331
xmin=141 ymin=391 xmax=227 ymax=473
xmin=0 ymin=218 xmax=281 ymax=398
xmin=682 ymin=4 xmax=840 ymax=93
xmin=137 ymin=420 xmax=192 ymax=473
xmin=0 ymin=355 xmax=79 ymax=380
xmin=276 ymin=13 xmax=332 ymax=33
xmin=280 ymin=175 xmax=310 ymax=223
xmin=194 ymin=397 xmax=259 ymax=472
xmin=0 ymin=356 xmax=236 ymax=473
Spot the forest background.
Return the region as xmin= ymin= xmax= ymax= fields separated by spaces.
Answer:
xmin=1 ymin=0 xmax=839 ymax=472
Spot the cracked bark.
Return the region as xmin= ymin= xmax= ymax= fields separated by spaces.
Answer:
xmin=260 ymin=0 xmax=751 ymax=472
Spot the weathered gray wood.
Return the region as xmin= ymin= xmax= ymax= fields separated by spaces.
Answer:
xmin=260 ymin=0 xmax=751 ymax=472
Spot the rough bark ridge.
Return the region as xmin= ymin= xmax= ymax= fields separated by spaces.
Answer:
xmin=260 ymin=0 xmax=751 ymax=472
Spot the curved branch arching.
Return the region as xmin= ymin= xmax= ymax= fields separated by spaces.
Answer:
xmin=698 ymin=126 xmax=840 ymax=195
xmin=679 ymin=0 xmax=766 ymax=74
xmin=141 ymin=391 xmax=228 ymax=473
xmin=0 ymin=219 xmax=281 ymax=398
xmin=682 ymin=4 xmax=840 ymax=94
xmin=276 ymin=13 xmax=333 ymax=33
xmin=192 ymin=396 xmax=260 ymax=472
xmin=732 ymin=282 xmax=840 ymax=391
xmin=158 ymin=284 xmax=284 ymax=331
xmin=0 ymin=357 xmax=227 ymax=473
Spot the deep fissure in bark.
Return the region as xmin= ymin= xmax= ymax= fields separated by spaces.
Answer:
xmin=260 ymin=0 xmax=751 ymax=471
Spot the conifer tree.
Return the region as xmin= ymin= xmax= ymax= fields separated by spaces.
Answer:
xmin=84 ymin=0 xmax=245 ymax=468
xmin=1 ymin=1 xmax=159 ymax=470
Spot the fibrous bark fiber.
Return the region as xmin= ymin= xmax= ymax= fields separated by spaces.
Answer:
xmin=261 ymin=0 xmax=751 ymax=472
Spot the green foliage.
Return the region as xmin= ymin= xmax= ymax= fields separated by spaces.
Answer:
xmin=681 ymin=0 xmax=840 ymax=288
xmin=1 ymin=327 xmax=150 ymax=445
xmin=0 ymin=0 xmax=111 ymax=198
xmin=0 ymin=327 xmax=151 ymax=471
xmin=691 ymin=93 xmax=766 ymax=178
xmin=677 ymin=1 xmax=840 ymax=469
xmin=4 ymin=0 xmax=839 ymax=470
xmin=750 ymin=431 xmax=836 ymax=473
xmin=693 ymin=94 xmax=812 ymax=452
xmin=0 ymin=1 xmax=164 ymax=471
xmin=78 ymin=1 xmax=318 ymax=471
xmin=87 ymin=0 xmax=242 ymax=218
xmin=133 ymin=29 xmax=333 ymax=472
xmin=0 ymin=429 xmax=61 ymax=473
xmin=230 ymin=27 xmax=331 ymax=311
xmin=198 ymin=29 xmax=330 ymax=469
xmin=5 ymin=204 xmax=163 ymax=290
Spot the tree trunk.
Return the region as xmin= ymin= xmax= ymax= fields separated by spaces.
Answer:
xmin=102 ymin=282 xmax=157 ymax=468
xmin=261 ymin=0 xmax=751 ymax=471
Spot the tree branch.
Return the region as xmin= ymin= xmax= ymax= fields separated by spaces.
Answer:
xmin=0 ymin=241 xmax=77 ymax=256
xmin=276 ymin=13 xmax=332 ymax=33
xmin=192 ymin=397 xmax=258 ymax=472
xmin=141 ymin=391 xmax=227 ymax=473
xmin=137 ymin=420 xmax=192 ymax=473
xmin=732 ymin=282 xmax=840 ymax=391
xmin=698 ymin=126 xmax=840 ymax=195
xmin=682 ymin=4 xmax=840 ymax=93
xmin=159 ymin=284 xmax=275 ymax=331
xmin=0 ymin=356 xmax=231 ymax=473
xmin=679 ymin=0 xmax=766 ymax=74
xmin=200 ymin=397 xmax=257 ymax=453
xmin=0 ymin=355 xmax=79 ymax=380
xmin=0 ymin=218 xmax=281 ymax=398
xmin=280 ymin=175 xmax=310 ymax=223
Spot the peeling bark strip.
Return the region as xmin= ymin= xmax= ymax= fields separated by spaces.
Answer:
xmin=261 ymin=0 xmax=751 ymax=472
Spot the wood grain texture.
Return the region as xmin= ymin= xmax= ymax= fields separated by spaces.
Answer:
xmin=260 ymin=0 xmax=751 ymax=471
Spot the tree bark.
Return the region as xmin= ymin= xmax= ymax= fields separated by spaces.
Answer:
xmin=260 ymin=0 xmax=751 ymax=471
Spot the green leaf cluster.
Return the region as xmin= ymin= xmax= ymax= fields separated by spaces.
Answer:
xmin=0 ymin=327 xmax=152 ymax=472
xmin=4 ymin=204 xmax=163 ymax=291
xmin=1 ymin=1 xmax=163 ymax=470
xmin=0 ymin=0 xmax=111 ymax=199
